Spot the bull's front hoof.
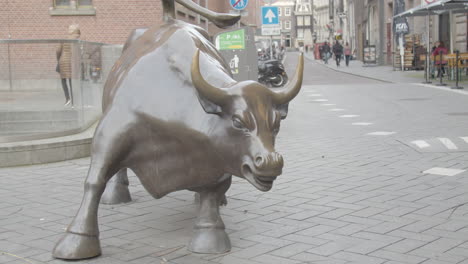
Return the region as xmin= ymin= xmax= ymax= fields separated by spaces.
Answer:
xmin=100 ymin=182 xmax=132 ymax=205
xmin=188 ymin=228 xmax=231 ymax=254
xmin=52 ymin=232 xmax=101 ymax=260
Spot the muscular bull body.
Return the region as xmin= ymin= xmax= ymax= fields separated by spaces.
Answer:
xmin=52 ymin=1 xmax=303 ymax=260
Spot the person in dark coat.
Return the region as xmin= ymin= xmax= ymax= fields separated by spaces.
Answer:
xmin=322 ymin=42 xmax=331 ymax=64
xmin=332 ymin=41 xmax=344 ymax=67
xmin=432 ymin=41 xmax=447 ymax=78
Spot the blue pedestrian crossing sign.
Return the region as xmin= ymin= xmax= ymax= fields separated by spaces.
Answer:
xmin=230 ymin=0 xmax=248 ymax=10
xmin=261 ymin=6 xmax=279 ymax=25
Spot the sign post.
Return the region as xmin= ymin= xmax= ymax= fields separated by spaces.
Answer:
xmin=215 ymin=27 xmax=258 ymax=82
xmin=261 ymin=6 xmax=280 ymax=59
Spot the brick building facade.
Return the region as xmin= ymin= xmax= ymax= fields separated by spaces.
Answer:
xmin=1 ymin=0 xmax=260 ymax=44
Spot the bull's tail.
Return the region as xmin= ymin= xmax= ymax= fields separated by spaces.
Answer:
xmin=162 ymin=0 xmax=240 ymax=28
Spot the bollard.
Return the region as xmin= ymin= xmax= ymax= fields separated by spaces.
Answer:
xmin=422 ymin=52 xmax=431 ymax=84
xmin=452 ymin=50 xmax=464 ymax=89
xmin=436 ymin=50 xmax=447 ymax=86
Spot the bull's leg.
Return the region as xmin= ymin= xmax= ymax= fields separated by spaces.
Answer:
xmin=188 ymin=176 xmax=232 ymax=254
xmin=100 ymin=168 xmax=132 ymax=204
xmin=52 ymin=162 xmax=112 ymax=259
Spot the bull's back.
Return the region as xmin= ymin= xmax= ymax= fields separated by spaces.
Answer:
xmin=102 ymin=20 xmax=232 ymax=113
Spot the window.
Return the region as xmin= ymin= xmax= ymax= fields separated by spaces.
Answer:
xmin=304 ymin=16 xmax=311 ymax=26
xmin=297 ymin=29 xmax=304 ymax=39
xmin=278 ymin=7 xmax=282 ymax=16
xmin=297 ymin=17 xmax=303 ymax=26
xmin=285 ymin=20 xmax=291 ymax=30
xmin=51 ymin=0 xmax=96 ymax=15
xmin=285 ymin=7 xmax=291 ymax=16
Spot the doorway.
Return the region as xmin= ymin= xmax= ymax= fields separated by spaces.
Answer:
xmin=439 ymin=13 xmax=450 ymax=51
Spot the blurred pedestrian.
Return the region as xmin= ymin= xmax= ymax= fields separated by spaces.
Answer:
xmin=430 ymin=41 xmax=440 ymax=78
xmin=344 ymin=42 xmax=352 ymax=67
xmin=432 ymin=41 xmax=448 ymax=78
xmin=332 ymin=41 xmax=343 ymax=67
xmin=57 ymin=24 xmax=80 ymax=106
xmin=322 ymin=42 xmax=331 ymax=64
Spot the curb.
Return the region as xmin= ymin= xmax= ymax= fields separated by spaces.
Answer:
xmin=0 ymin=122 xmax=96 ymax=167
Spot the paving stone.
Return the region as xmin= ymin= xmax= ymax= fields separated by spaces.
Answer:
xmin=383 ymin=238 xmax=430 ymax=254
xmin=332 ymin=251 xmax=387 ymax=264
xmin=269 ymin=243 xmax=315 ymax=258
xmin=369 ymin=249 xmax=428 ymax=263
xmin=228 ymin=244 xmax=279 ymax=259
xmin=345 ymin=240 xmax=393 ymax=255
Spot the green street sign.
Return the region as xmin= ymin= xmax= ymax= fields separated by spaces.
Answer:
xmin=216 ymin=29 xmax=245 ymax=50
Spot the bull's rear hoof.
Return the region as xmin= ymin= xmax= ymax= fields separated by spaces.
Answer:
xmin=188 ymin=228 xmax=231 ymax=254
xmin=100 ymin=182 xmax=132 ymax=205
xmin=52 ymin=232 xmax=101 ymax=260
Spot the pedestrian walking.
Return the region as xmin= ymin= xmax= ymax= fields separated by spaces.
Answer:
xmin=431 ymin=41 xmax=448 ymax=78
xmin=322 ymin=42 xmax=331 ymax=64
xmin=56 ymin=24 xmax=80 ymax=106
xmin=332 ymin=41 xmax=343 ymax=67
xmin=344 ymin=42 xmax=352 ymax=67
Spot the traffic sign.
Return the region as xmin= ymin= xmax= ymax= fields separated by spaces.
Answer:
xmin=230 ymin=0 xmax=248 ymax=10
xmin=261 ymin=6 xmax=279 ymax=25
xmin=261 ymin=27 xmax=280 ymax=36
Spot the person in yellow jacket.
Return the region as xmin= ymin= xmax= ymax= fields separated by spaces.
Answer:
xmin=56 ymin=24 xmax=80 ymax=106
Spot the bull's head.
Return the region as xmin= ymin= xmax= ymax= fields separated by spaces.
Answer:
xmin=192 ymin=50 xmax=303 ymax=191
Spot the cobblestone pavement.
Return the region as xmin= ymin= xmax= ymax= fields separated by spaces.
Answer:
xmin=1 ymin=53 xmax=468 ymax=264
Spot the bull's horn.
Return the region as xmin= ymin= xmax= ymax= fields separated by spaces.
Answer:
xmin=272 ymin=54 xmax=304 ymax=105
xmin=175 ymin=0 xmax=240 ymax=28
xmin=191 ymin=49 xmax=229 ymax=106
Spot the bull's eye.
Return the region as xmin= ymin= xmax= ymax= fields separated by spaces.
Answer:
xmin=232 ymin=116 xmax=247 ymax=131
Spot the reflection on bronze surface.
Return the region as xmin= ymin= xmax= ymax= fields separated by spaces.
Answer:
xmin=53 ymin=1 xmax=303 ymax=260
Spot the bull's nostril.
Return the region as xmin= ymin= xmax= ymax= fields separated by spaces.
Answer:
xmin=255 ymin=156 xmax=263 ymax=166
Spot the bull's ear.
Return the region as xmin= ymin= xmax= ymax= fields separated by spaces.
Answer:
xmin=277 ymin=103 xmax=289 ymax=119
xmin=197 ymin=96 xmax=222 ymax=114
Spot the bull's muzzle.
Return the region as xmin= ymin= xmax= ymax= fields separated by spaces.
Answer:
xmin=242 ymin=152 xmax=284 ymax=192
xmin=254 ymin=152 xmax=284 ymax=173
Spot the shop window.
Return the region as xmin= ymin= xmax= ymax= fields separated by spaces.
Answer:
xmin=50 ymin=0 xmax=96 ymax=16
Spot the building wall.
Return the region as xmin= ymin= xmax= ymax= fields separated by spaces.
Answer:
xmin=271 ymin=0 xmax=297 ymax=48
xmin=295 ymin=0 xmax=314 ymax=48
xmin=1 ymin=0 xmax=162 ymax=44
xmin=314 ymin=0 xmax=329 ymax=43
xmin=1 ymin=0 xmax=259 ymax=44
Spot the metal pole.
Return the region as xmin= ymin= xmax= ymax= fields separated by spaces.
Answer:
xmin=378 ymin=0 xmax=384 ymax=65
xmin=452 ymin=50 xmax=463 ymax=89
xmin=270 ymin=35 xmax=273 ymax=59
xmin=423 ymin=13 xmax=431 ymax=83
xmin=7 ymin=0 xmax=12 ymax=91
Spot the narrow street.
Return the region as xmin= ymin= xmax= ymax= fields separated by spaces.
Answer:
xmin=1 ymin=53 xmax=468 ymax=264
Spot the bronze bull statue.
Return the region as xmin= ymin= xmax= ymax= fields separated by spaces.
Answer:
xmin=53 ymin=0 xmax=303 ymax=259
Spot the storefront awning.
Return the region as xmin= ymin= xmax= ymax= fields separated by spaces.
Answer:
xmin=393 ymin=0 xmax=468 ymax=18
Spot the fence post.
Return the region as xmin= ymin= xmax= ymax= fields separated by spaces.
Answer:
xmin=451 ymin=50 xmax=464 ymax=89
